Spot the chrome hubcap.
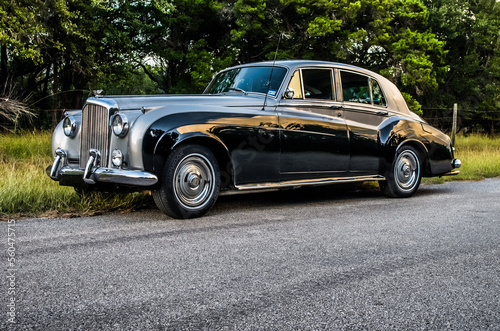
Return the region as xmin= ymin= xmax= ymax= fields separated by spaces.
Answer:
xmin=173 ymin=154 xmax=214 ymax=209
xmin=395 ymin=150 xmax=419 ymax=191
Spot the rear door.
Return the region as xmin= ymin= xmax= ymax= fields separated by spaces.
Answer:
xmin=339 ymin=70 xmax=389 ymax=175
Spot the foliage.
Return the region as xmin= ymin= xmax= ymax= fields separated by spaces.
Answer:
xmin=230 ymin=0 xmax=447 ymax=113
xmin=423 ymin=0 xmax=500 ymax=134
xmin=0 ymin=0 xmax=499 ymax=132
xmin=401 ymin=92 xmax=423 ymax=116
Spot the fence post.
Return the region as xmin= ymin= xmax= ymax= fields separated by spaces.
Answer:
xmin=452 ymin=103 xmax=458 ymax=147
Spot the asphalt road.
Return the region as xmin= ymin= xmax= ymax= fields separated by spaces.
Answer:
xmin=2 ymin=179 xmax=500 ymax=330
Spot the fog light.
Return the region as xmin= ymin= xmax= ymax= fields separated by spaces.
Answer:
xmin=452 ymin=159 xmax=462 ymax=169
xmin=111 ymin=113 xmax=129 ymax=137
xmin=112 ymin=149 xmax=123 ymax=167
xmin=63 ymin=116 xmax=77 ymax=137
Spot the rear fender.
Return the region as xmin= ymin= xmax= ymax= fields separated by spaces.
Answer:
xmin=380 ymin=121 xmax=429 ymax=175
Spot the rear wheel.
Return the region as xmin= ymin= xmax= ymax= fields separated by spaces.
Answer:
xmin=381 ymin=146 xmax=422 ymax=198
xmin=153 ymin=144 xmax=220 ymax=219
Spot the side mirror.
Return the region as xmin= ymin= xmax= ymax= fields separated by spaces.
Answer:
xmin=284 ymin=88 xmax=295 ymax=99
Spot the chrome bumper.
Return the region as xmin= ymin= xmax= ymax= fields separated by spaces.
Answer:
xmin=48 ymin=149 xmax=158 ymax=187
xmin=440 ymin=159 xmax=462 ymax=177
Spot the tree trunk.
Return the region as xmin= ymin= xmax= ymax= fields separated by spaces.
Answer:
xmin=52 ymin=62 xmax=59 ymax=128
xmin=0 ymin=44 xmax=8 ymax=94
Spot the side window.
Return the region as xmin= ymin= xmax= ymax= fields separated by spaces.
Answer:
xmin=340 ymin=71 xmax=387 ymax=107
xmin=286 ymin=68 xmax=334 ymax=100
xmin=340 ymin=71 xmax=371 ymax=104
xmin=302 ymin=69 xmax=334 ymax=100
xmin=370 ymin=78 xmax=387 ymax=107
xmin=287 ymin=70 xmax=303 ymax=99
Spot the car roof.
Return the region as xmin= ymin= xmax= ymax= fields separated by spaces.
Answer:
xmin=229 ymin=60 xmax=375 ymax=73
xmin=226 ymin=60 xmax=419 ymax=119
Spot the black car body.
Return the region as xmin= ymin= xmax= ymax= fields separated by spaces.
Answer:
xmin=48 ymin=60 xmax=461 ymax=218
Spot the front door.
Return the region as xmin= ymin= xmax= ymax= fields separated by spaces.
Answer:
xmin=277 ymin=68 xmax=349 ymax=181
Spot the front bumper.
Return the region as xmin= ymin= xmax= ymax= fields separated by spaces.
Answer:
xmin=47 ymin=148 xmax=158 ymax=187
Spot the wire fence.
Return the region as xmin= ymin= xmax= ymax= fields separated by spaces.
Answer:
xmin=422 ymin=107 xmax=499 ymax=135
xmin=422 ymin=107 xmax=456 ymax=133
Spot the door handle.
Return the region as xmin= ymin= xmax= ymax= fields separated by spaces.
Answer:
xmin=329 ymin=104 xmax=343 ymax=110
xmin=377 ymin=110 xmax=389 ymax=116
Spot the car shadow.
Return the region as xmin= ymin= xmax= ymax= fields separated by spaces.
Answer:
xmin=213 ymin=182 xmax=384 ymax=213
xmin=135 ymin=182 xmax=448 ymax=219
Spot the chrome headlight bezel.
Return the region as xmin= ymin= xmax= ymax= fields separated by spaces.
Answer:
xmin=111 ymin=113 xmax=129 ymax=138
xmin=63 ymin=116 xmax=77 ymax=137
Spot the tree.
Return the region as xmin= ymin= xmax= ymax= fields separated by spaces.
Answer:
xmin=107 ymin=0 xmax=234 ymax=94
xmin=230 ymin=0 xmax=447 ymax=114
xmin=1 ymin=0 xmax=46 ymax=126
xmin=1 ymin=0 xmax=150 ymax=115
xmin=1 ymin=0 xmax=499 ymax=133
xmin=424 ymin=0 xmax=500 ymax=134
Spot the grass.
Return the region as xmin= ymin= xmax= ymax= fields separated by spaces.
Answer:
xmin=0 ymin=131 xmax=152 ymax=219
xmin=1 ymin=132 xmax=499 ymax=219
xmin=422 ymin=135 xmax=500 ymax=184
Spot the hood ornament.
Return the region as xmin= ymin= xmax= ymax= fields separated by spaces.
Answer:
xmin=93 ymin=90 xmax=103 ymax=97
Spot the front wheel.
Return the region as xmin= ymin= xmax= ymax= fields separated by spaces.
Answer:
xmin=153 ymin=144 xmax=220 ymax=219
xmin=381 ymin=146 xmax=422 ymax=198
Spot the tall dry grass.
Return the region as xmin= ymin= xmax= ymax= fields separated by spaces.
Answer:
xmin=0 ymin=131 xmax=152 ymax=218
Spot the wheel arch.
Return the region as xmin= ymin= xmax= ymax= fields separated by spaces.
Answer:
xmin=396 ymin=139 xmax=429 ymax=175
xmin=382 ymin=136 xmax=430 ymax=176
xmin=153 ymin=132 xmax=234 ymax=189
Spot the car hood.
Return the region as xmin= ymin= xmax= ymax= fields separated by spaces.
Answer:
xmin=86 ymin=94 xmax=272 ymax=112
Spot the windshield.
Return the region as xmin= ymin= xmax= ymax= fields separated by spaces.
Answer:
xmin=204 ymin=66 xmax=287 ymax=96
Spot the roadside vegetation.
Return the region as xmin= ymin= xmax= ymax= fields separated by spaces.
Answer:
xmin=0 ymin=132 xmax=499 ymax=219
xmin=0 ymin=131 xmax=152 ymax=220
xmin=423 ymin=135 xmax=500 ymax=184
xmin=2 ymin=1 xmax=499 ymax=133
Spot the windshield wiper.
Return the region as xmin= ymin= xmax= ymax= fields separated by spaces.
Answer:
xmin=228 ymin=87 xmax=248 ymax=95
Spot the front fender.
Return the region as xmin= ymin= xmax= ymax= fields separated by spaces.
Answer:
xmin=142 ymin=113 xmax=233 ymax=181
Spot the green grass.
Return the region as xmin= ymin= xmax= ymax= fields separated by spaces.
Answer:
xmin=1 ymin=132 xmax=499 ymax=219
xmin=422 ymin=135 xmax=500 ymax=184
xmin=0 ymin=131 xmax=152 ymax=219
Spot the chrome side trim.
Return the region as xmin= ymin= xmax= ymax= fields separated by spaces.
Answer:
xmin=235 ymin=175 xmax=385 ymax=191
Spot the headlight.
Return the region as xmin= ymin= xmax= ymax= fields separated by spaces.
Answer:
xmin=111 ymin=113 xmax=129 ymax=137
xmin=63 ymin=116 xmax=77 ymax=137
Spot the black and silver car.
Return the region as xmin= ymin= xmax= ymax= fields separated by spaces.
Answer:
xmin=48 ymin=60 xmax=461 ymax=218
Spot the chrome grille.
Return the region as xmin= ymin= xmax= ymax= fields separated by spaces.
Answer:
xmin=79 ymin=104 xmax=111 ymax=168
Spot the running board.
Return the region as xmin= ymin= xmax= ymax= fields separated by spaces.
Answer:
xmin=234 ymin=175 xmax=386 ymax=191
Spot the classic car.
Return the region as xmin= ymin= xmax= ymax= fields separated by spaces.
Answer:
xmin=48 ymin=60 xmax=461 ymax=219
